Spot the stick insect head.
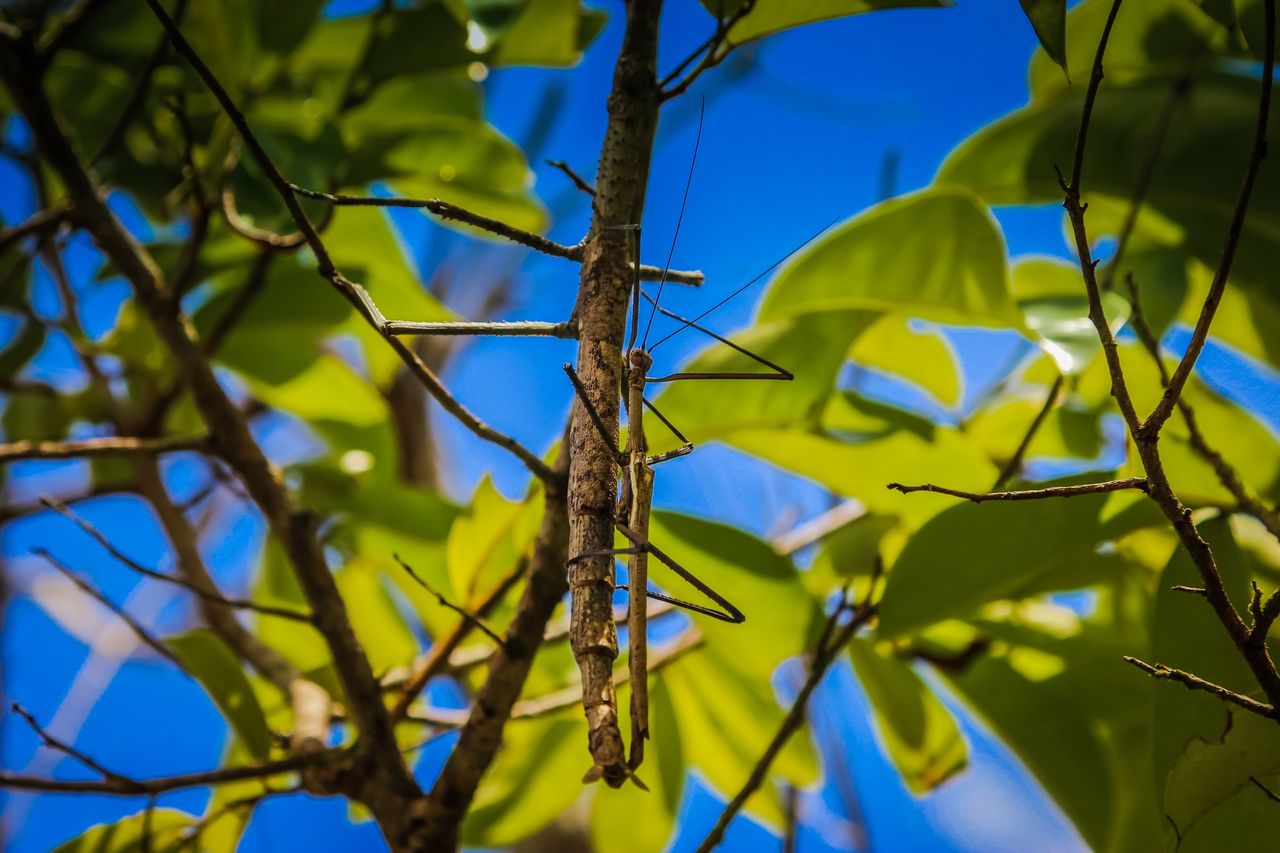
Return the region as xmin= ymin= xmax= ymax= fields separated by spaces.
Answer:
xmin=628 ymin=347 xmax=653 ymax=373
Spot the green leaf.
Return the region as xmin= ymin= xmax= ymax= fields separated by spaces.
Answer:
xmin=1012 ymin=257 xmax=1130 ymax=375
xmin=168 ymin=630 xmax=275 ymax=760
xmin=51 ymin=809 xmax=194 ymax=853
xmin=849 ymin=315 xmax=962 ymax=408
xmin=648 ymin=511 xmax=819 ymax=679
xmin=461 ymin=711 xmax=587 ymax=847
xmin=939 ymin=73 xmax=1280 ymax=300
xmin=1147 ymin=516 xmax=1280 ymax=849
xmin=335 ymin=560 xmax=419 ymax=674
xmin=1190 ymin=0 xmax=1241 ymax=35
xmin=699 ymin=0 xmax=949 ymax=48
xmin=2 ymin=388 xmax=74 ymax=441
xmin=1151 ymin=517 xmax=1256 ymax=787
xmin=760 ymin=187 xmax=1021 ymax=328
xmin=878 ymin=476 xmax=1160 ymax=636
xmin=446 ymin=476 xmax=536 ymax=600
xmin=938 ymin=609 xmax=1123 ymax=849
xmin=44 ymin=52 xmax=134 ymax=154
xmin=1165 ymin=708 xmax=1280 ymax=838
xmin=1018 ymin=0 xmax=1068 ymax=75
xmin=252 ymin=540 xmax=336 ymax=693
xmin=965 ymin=395 xmax=1103 ymax=465
xmin=254 ymin=0 xmax=327 ymax=54
xmin=1179 ymin=256 xmax=1280 ymax=371
xmin=848 ymin=637 xmax=966 ymax=792
xmin=484 ymin=0 xmax=606 ymax=65
xmin=725 ymin=410 xmax=997 ymax=526
xmin=807 ymin=513 xmax=899 ymax=596
xmin=1026 ymin=0 xmax=1260 ymax=98
xmin=664 ymin=647 xmax=818 ymax=829
xmin=0 ymin=319 xmax=45 ymax=379
xmin=465 ymin=0 xmax=533 ymax=43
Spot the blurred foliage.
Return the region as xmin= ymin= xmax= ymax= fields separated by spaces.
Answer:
xmin=4 ymin=0 xmax=1280 ymax=850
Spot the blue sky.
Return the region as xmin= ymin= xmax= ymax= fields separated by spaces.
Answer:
xmin=5 ymin=0 xmax=1277 ymax=850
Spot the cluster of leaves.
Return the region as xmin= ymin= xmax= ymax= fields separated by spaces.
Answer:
xmin=3 ymin=0 xmax=1278 ymax=851
xmin=654 ymin=1 xmax=1280 ymax=848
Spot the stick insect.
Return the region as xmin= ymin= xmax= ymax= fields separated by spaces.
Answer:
xmin=294 ymin=114 xmax=825 ymax=788
xmin=561 ymin=122 xmax=830 ymax=784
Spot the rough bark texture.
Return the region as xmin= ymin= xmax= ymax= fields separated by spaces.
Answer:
xmin=407 ymin=451 xmax=571 ymax=850
xmin=567 ymin=0 xmax=664 ymax=789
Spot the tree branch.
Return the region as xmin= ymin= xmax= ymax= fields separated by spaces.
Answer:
xmin=410 ymin=449 xmax=571 ymax=848
xmin=393 ymin=554 xmax=505 ymax=648
xmin=10 ymin=702 xmax=136 ymax=783
xmin=546 ymin=159 xmax=596 ymax=196
xmin=1054 ymin=0 xmax=1280 ymax=711
xmin=991 ymin=374 xmax=1064 ymax=490
xmin=1124 ymin=657 xmax=1278 ymax=720
xmin=291 ymin=184 xmax=702 ymax=285
xmin=0 ymin=434 xmax=209 ymax=463
xmin=0 ymin=751 xmax=337 ymax=796
xmin=138 ymin=0 xmax=558 ymax=485
xmin=695 ymin=589 xmax=879 ymax=852
xmin=0 ymin=34 xmax=420 ymax=825
xmin=659 ymin=0 xmax=758 ymax=101
xmin=1143 ymin=0 xmax=1275 ymax=435
xmin=1126 ymin=273 xmax=1280 ymax=541
xmin=887 ymin=478 xmax=1148 ymax=502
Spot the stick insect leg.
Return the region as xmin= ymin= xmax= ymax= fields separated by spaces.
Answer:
xmin=562 ymin=363 xmax=627 ymax=466
xmin=640 ymin=292 xmax=788 ymax=381
xmin=614 ymin=523 xmax=745 ymax=624
xmin=385 ymin=320 xmax=575 ymax=338
xmin=641 ymin=397 xmax=693 ymax=466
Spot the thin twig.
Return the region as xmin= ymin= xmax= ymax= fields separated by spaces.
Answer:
xmin=1057 ymin=0 xmax=1144 ymax=438
xmin=887 ymin=478 xmax=1147 ymax=503
xmin=1144 ymin=0 xmax=1275 ymax=436
xmin=11 ymin=702 xmax=137 ymax=783
xmin=660 ymin=0 xmax=758 ymax=101
xmin=40 ymin=497 xmax=314 ymax=623
xmin=389 ymin=558 xmax=526 ymax=722
xmin=89 ymin=0 xmax=188 ymax=166
xmin=546 ymin=159 xmax=596 ymax=196
xmin=1123 ymin=657 xmax=1278 ymax=720
xmin=1126 ymin=273 xmax=1280 ymax=541
xmin=991 ymin=374 xmax=1064 ymax=489
xmin=290 ymin=185 xmax=701 ymax=285
xmin=1052 ymin=0 xmax=1280 ymax=711
xmin=34 ymin=549 xmax=183 ymax=666
xmin=0 ymin=434 xmax=209 ymax=463
xmin=0 ymin=204 xmax=70 ymax=253
xmin=140 ymin=0 xmax=560 ymax=485
xmin=1251 ymin=776 xmax=1280 ymax=805
xmin=393 ymin=554 xmax=505 ymax=647
xmin=695 ymin=598 xmax=878 ymax=852
xmin=1098 ymin=73 xmax=1192 ymax=292
xmin=0 ymin=750 xmax=338 ymax=795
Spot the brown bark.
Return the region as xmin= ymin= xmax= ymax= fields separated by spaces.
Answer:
xmin=566 ymin=0 xmax=665 ymax=789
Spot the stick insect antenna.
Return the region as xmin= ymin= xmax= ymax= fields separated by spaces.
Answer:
xmin=648 ymin=218 xmax=837 ymax=352
xmin=640 ymin=98 xmax=705 ymax=351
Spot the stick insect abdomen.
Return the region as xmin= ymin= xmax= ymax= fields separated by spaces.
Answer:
xmin=625 ymin=348 xmax=655 ymax=770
